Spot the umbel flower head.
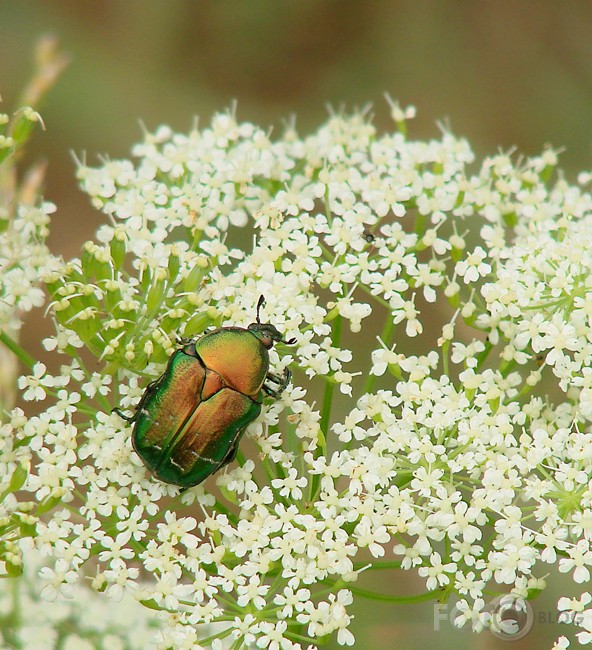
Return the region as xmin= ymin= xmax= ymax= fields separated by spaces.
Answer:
xmin=4 ymin=102 xmax=592 ymax=649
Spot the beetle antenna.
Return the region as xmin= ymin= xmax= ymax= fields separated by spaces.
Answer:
xmin=256 ymin=295 xmax=265 ymax=323
xmin=281 ymin=336 xmax=297 ymax=345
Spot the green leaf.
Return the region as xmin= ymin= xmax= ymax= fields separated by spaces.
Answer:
xmin=8 ymin=464 xmax=28 ymax=493
xmin=36 ymin=493 xmax=63 ymax=515
xmin=139 ymin=598 xmax=164 ymax=611
xmin=5 ymin=560 xmax=23 ymax=578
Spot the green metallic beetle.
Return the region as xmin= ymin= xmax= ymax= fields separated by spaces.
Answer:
xmin=114 ymin=297 xmax=295 ymax=488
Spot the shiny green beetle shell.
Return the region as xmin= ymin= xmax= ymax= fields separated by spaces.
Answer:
xmin=115 ymin=300 xmax=294 ymax=488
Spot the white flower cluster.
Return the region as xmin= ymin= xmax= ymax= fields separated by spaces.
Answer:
xmin=4 ymin=106 xmax=592 ymax=648
xmin=0 ymin=540 xmax=158 ymax=650
xmin=480 ymin=202 xmax=592 ymax=418
xmin=0 ymin=199 xmax=57 ymax=411
xmin=0 ymin=201 xmax=55 ymax=331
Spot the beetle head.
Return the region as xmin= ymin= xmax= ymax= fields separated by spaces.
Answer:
xmin=248 ymin=295 xmax=297 ymax=349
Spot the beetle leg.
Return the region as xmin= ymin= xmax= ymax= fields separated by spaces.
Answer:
xmin=263 ymin=368 xmax=291 ymax=398
xmin=112 ymin=377 xmax=161 ymax=424
xmin=215 ymin=439 xmax=240 ymax=470
xmin=112 ymin=406 xmax=137 ymax=422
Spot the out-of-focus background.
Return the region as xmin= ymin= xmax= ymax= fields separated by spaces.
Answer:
xmin=2 ymin=1 xmax=592 ymax=648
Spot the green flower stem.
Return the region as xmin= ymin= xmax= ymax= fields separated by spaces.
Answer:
xmin=64 ymin=401 xmax=97 ymax=417
xmin=197 ymin=627 xmax=233 ymax=647
xmin=352 ymin=560 xmax=402 ymax=571
xmin=499 ymin=358 xmax=519 ymax=379
xmin=320 ymin=314 xmax=342 ymax=435
xmin=324 ymin=185 xmax=333 ymax=224
xmin=344 ymin=583 xmax=444 ymax=604
xmin=308 ymin=314 xmax=342 ymax=502
xmin=441 ymin=338 xmax=450 ymax=378
xmin=0 ymin=330 xmax=35 ymax=369
xmin=474 ymin=338 xmax=493 ymax=371
xmin=414 ymin=211 xmax=426 ymax=236
xmin=285 ymin=630 xmax=318 ymax=644
xmin=190 ymin=227 xmax=204 ymax=252
xmin=206 ymin=500 xmax=239 ymax=525
xmin=357 ymin=283 xmax=392 ymax=311
xmin=362 ymin=312 xmax=395 ymax=396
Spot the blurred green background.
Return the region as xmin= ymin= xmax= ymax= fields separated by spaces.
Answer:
xmin=2 ymin=1 xmax=592 ymax=648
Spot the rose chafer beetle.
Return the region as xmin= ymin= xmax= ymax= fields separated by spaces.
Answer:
xmin=114 ymin=297 xmax=295 ymax=488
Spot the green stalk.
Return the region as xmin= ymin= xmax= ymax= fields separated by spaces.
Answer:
xmin=0 ymin=330 xmax=35 ymax=369
xmin=442 ymin=338 xmax=450 ymax=377
xmin=474 ymin=339 xmax=493 ymax=371
xmin=309 ymin=315 xmax=342 ymax=502
xmin=346 ymin=584 xmax=443 ymax=604
xmin=285 ymin=630 xmax=318 ymax=644
xmin=352 ymin=560 xmax=402 ymax=571
xmin=362 ymin=313 xmax=395 ymax=395
xmin=320 ymin=315 xmax=342 ymax=435
xmin=197 ymin=627 xmax=233 ymax=647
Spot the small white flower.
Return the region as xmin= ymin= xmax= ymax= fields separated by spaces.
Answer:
xmin=455 ymin=246 xmax=491 ymax=284
xmin=271 ymin=468 xmax=307 ymax=500
xmin=38 ymin=559 xmax=78 ymax=600
xmin=559 ymin=540 xmax=592 ymax=583
xmin=18 ymin=363 xmax=54 ymax=401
